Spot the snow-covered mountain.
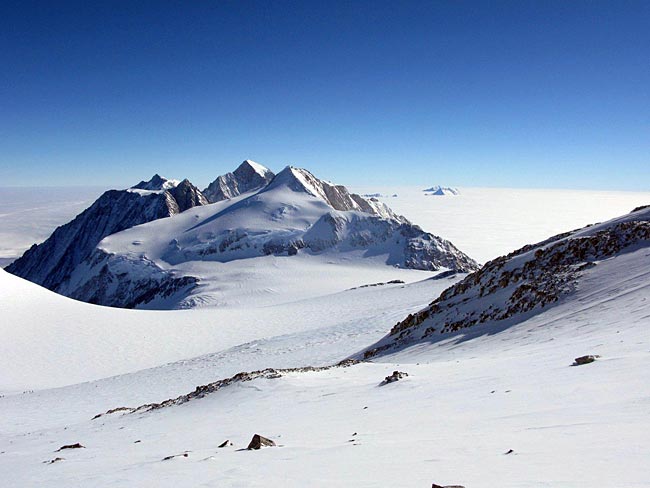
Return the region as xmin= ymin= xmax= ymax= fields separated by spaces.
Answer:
xmin=423 ymin=185 xmax=460 ymax=195
xmin=6 ymin=175 xmax=208 ymax=291
xmin=203 ymin=160 xmax=275 ymax=203
xmin=364 ymin=205 xmax=650 ymax=358
xmin=132 ymin=173 xmax=180 ymax=191
xmin=58 ymin=166 xmax=477 ymax=309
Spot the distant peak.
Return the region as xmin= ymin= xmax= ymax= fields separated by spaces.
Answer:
xmin=236 ymin=160 xmax=273 ymax=178
xmin=132 ymin=174 xmax=180 ymax=191
xmin=423 ymin=185 xmax=460 ymax=196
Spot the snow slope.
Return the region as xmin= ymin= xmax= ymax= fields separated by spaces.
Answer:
xmin=0 ymin=265 xmax=460 ymax=392
xmin=1 ymin=212 xmax=649 ymax=486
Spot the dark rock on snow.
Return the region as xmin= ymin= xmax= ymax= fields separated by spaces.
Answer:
xmin=573 ymin=355 xmax=599 ymax=366
xmin=247 ymin=434 xmax=276 ymax=450
xmin=383 ymin=371 xmax=408 ymax=384
xmin=56 ymin=443 xmax=84 ymax=451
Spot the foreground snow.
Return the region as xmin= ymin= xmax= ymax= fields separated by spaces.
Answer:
xmin=1 ymin=229 xmax=649 ymax=486
xmin=1 ymin=188 xmax=649 ymax=487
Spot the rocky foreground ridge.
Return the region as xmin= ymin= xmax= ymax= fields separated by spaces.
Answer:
xmin=364 ymin=206 xmax=650 ymax=358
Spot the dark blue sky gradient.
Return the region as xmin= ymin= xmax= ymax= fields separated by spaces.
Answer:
xmin=1 ymin=1 xmax=649 ymax=189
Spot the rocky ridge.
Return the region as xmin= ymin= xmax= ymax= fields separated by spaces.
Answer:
xmin=6 ymin=175 xmax=207 ymax=292
xmin=203 ymin=160 xmax=275 ymax=203
xmin=364 ymin=207 xmax=650 ymax=358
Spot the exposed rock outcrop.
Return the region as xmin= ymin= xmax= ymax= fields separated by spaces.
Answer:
xmin=364 ymin=212 xmax=650 ymax=358
xmin=247 ymin=434 xmax=276 ymax=450
xmin=203 ymin=160 xmax=275 ymax=203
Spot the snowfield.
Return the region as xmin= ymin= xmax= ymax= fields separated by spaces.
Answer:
xmin=1 ymin=186 xmax=649 ymax=487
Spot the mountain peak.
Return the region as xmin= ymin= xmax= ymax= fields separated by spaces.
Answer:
xmin=265 ymin=166 xmax=406 ymax=222
xmin=423 ymin=186 xmax=460 ymax=196
xmin=202 ymin=161 xmax=275 ymax=203
xmin=236 ymin=160 xmax=273 ymax=178
xmin=132 ymin=174 xmax=179 ymax=191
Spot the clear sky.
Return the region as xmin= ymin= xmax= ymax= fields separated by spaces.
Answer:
xmin=1 ymin=1 xmax=649 ymax=190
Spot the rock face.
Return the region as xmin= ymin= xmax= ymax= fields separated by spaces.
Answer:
xmin=203 ymin=160 xmax=275 ymax=203
xmin=6 ymin=175 xmax=207 ymax=293
xmin=169 ymin=179 xmax=209 ymax=209
xmin=364 ymin=209 xmax=650 ymax=358
xmin=246 ymin=434 xmax=276 ymax=450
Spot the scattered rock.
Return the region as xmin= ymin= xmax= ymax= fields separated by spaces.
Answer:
xmin=505 ymin=449 xmax=514 ymax=454
xmin=162 ymin=452 xmax=189 ymax=461
xmin=44 ymin=457 xmax=65 ymax=464
xmin=92 ymin=406 xmax=134 ymax=420
xmin=247 ymin=434 xmax=276 ymax=450
xmin=573 ymin=355 xmax=600 ymax=366
xmin=134 ymin=440 xmax=141 ymax=444
xmin=383 ymin=371 xmax=408 ymax=384
xmin=55 ymin=443 xmax=84 ymax=452
xmin=432 ymin=484 xmax=465 ymax=488
xmin=218 ymin=440 xmax=231 ymax=448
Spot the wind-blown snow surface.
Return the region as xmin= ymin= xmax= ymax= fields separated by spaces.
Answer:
xmin=1 ymin=239 xmax=649 ymax=487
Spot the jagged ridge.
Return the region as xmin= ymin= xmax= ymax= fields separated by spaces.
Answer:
xmin=364 ymin=208 xmax=650 ymax=358
xmin=6 ymin=175 xmax=207 ymax=292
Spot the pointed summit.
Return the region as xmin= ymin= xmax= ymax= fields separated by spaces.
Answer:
xmin=132 ymin=174 xmax=180 ymax=191
xmin=236 ymin=160 xmax=274 ymax=179
xmin=264 ymin=166 xmax=404 ymax=221
xmin=203 ymin=160 xmax=275 ymax=203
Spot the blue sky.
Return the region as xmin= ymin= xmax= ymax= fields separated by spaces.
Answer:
xmin=1 ymin=1 xmax=648 ymax=190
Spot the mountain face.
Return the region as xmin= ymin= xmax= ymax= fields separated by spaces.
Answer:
xmin=6 ymin=175 xmax=207 ymax=292
xmin=54 ymin=165 xmax=478 ymax=309
xmin=363 ymin=205 xmax=650 ymax=358
xmin=203 ymin=160 xmax=275 ymax=203
xmin=269 ymin=167 xmax=404 ymax=222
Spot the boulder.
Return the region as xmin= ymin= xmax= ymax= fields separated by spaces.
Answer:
xmin=383 ymin=371 xmax=408 ymax=383
xmin=573 ymin=355 xmax=599 ymax=366
xmin=247 ymin=434 xmax=276 ymax=450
